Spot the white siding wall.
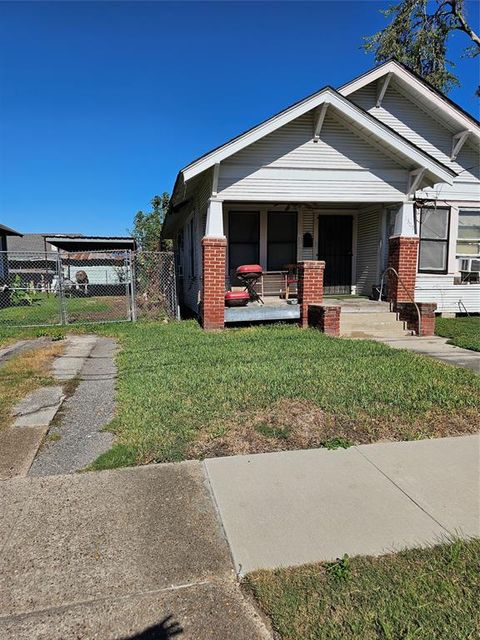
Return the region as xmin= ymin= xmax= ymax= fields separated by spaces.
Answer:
xmin=415 ymin=274 xmax=480 ymax=313
xmin=356 ymin=207 xmax=381 ymax=296
xmin=301 ymin=209 xmax=315 ymax=260
xmin=217 ymin=111 xmax=408 ymax=202
xmin=348 ymin=83 xmax=480 ymax=202
xmin=178 ymin=169 xmax=212 ymax=313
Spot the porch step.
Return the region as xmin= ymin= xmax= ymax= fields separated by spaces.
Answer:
xmin=340 ymin=311 xmax=411 ymax=339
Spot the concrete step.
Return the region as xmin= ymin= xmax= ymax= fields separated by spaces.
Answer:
xmin=340 ymin=311 xmax=411 ymax=339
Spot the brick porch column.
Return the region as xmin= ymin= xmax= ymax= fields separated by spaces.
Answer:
xmin=201 ymin=236 xmax=226 ymax=330
xmin=297 ymin=261 xmax=325 ymax=328
xmin=387 ymin=203 xmax=419 ymax=304
xmin=387 ymin=236 xmax=419 ymax=303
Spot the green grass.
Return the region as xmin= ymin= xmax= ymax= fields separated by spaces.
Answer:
xmin=245 ymin=539 xmax=480 ymax=640
xmin=0 ymin=294 xmax=128 ymax=326
xmin=1 ymin=320 xmax=478 ymax=468
xmin=435 ymin=316 xmax=480 ymax=352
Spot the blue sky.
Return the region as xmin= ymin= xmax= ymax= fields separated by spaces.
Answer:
xmin=1 ymin=1 xmax=479 ymax=236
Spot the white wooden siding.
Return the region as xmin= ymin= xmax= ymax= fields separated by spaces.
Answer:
xmin=301 ymin=209 xmax=315 ymax=260
xmin=415 ymin=274 xmax=480 ymax=313
xmin=178 ymin=169 xmax=212 ymax=312
xmin=356 ymin=207 xmax=381 ymax=296
xmin=217 ymin=111 xmax=409 ymax=202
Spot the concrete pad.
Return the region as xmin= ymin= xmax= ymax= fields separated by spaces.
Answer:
xmin=357 ymin=435 xmax=480 ymax=537
xmin=205 ymin=447 xmax=449 ymax=575
xmin=0 ymin=462 xmax=232 ymax=616
xmin=11 ymin=387 xmax=65 ymax=429
xmin=0 ymin=581 xmax=271 ymax=640
xmin=0 ymin=427 xmax=47 ymax=479
xmin=379 ymin=336 xmax=480 ymax=373
xmin=51 ymin=335 xmax=98 ymax=380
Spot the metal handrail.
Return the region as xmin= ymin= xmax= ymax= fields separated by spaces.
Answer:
xmin=378 ymin=267 xmax=422 ymax=336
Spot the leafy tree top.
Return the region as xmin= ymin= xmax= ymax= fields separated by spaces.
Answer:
xmin=363 ymin=0 xmax=480 ymax=94
xmin=130 ymin=193 xmax=170 ymax=252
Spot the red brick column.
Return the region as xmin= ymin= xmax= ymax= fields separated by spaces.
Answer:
xmin=201 ymin=237 xmax=227 ymax=330
xmin=387 ymin=237 xmax=419 ymax=303
xmin=297 ymin=261 xmax=325 ymax=328
xmin=308 ymin=304 xmax=341 ymax=336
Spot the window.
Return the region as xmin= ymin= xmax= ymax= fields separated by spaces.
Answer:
xmin=457 ymin=209 xmax=480 ymax=258
xmin=228 ymin=212 xmax=260 ymax=279
xmin=267 ymin=212 xmax=297 ymax=270
xmin=418 ymin=207 xmax=450 ymax=274
xmin=189 ymin=216 xmax=195 ymax=277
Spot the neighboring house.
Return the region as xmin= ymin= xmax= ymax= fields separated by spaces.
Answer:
xmin=7 ymin=233 xmax=136 ymax=292
xmin=0 ymin=223 xmax=22 ymax=284
xmin=163 ymin=60 xmax=480 ymax=329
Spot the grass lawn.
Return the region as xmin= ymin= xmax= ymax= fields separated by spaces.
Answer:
xmin=244 ymin=539 xmax=480 ymax=640
xmin=0 ymin=294 xmax=128 ymax=326
xmin=1 ymin=320 xmax=478 ymax=468
xmin=435 ymin=316 xmax=480 ymax=352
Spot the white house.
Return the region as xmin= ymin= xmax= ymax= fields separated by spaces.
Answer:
xmin=162 ymin=60 xmax=480 ymax=331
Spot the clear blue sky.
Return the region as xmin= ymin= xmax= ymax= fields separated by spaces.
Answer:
xmin=1 ymin=1 xmax=479 ymax=236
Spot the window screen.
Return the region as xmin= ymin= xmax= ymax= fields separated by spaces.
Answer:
xmin=228 ymin=212 xmax=260 ymax=278
xmin=267 ymin=212 xmax=297 ymax=270
xmin=418 ymin=207 xmax=450 ymax=273
xmin=457 ymin=209 xmax=480 ymax=258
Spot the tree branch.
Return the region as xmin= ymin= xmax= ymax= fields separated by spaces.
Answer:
xmin=448 ymin=0 xmax=480 ymax=47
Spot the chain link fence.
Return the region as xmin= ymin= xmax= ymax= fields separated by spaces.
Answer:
xmin=0 ymin=250 xmax=178 ymax=327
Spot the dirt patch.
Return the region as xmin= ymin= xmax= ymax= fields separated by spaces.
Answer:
xmin=188 ymin=399 xmax=479 ymax=459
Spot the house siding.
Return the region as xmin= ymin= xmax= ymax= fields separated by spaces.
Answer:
xmin=348 ymin=83 xmax=480 ymax=202
xmin=415 ymin=274 xmax=480 ymax=313
xmin=217 ymin=111 xmax=408 ymax=202
xmin=356 ymin=207 xmax=381 ymax=296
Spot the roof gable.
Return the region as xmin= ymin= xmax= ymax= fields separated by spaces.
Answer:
xmin=180 ymin=87 xmax=455 ymax=188
xmin=339 ymin=60 xmax=480 ymax=140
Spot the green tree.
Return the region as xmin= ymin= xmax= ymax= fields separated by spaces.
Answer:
xmin=130 ymin=193 xmax=170 ymax=251
xmin=363 ymin=0 xmax=480 ymax=93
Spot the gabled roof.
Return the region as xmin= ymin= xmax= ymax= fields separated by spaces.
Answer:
xmin=179 ymin=86 xmax=455 ymax=188
xmin=339 ymin=59 xmax=480 ymax=138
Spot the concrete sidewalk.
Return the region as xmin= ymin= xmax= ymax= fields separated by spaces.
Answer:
xmin=1 ymin=435 xmax=478 ymax=637
xmin=205 ymin=434 xmax=480 ymax=574
xmin=377 ymin=336 xmax=479 ymax=373
xmin=0 ymin=463 xmax=271 ymax=640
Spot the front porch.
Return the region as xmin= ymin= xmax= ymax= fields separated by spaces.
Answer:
xmin=202 ymin=199 xmax=430 ymax=333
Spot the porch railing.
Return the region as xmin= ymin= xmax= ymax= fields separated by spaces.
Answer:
xmin=378 ymin=266 xmax=422 ymax=336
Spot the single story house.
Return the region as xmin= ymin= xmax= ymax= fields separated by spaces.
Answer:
xmin=162 ymin=60 xmax=480 ymax=331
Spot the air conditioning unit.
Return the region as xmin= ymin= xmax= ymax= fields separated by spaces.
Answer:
xmin=460 ymin=258 xmax=480 ymax=272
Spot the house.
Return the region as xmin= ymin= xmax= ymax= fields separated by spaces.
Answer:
xmin=162 ymin=60 xmax=480 ymax=331
xmin=7 ymin=233 xmax=136 ymax=294
xmin=0 ymin=222 xmax=22 ymax=285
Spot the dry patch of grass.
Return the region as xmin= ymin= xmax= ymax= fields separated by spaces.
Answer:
xmin=0 ymin=342 xmax=64 ymax=428
xmin=188 ymin=398 xmax=479 ymax=458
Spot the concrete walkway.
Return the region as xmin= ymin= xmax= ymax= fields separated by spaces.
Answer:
xmin=205 ymin=434 xmax=480 ymax=574
xmin=0 ymin=463 xmax=271 ymax=640
xmin=29 ymin=336 xmax=116 ymax=476
xmin=1 ymin=435 xmax=478 ymax=637
xmin=377 ymin=335 xmax=479 ymax=373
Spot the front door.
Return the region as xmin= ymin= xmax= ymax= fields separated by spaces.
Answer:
xmin=317 ymin=215 xmax=353 ymax=295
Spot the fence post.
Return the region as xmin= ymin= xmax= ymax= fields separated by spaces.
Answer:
xmin=129 ymin=251 xmax=137 ymax=322
xmin=56 ymin=253 xmax=67 ymax=326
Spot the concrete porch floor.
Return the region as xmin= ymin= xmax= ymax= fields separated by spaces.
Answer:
xmin=224 ymin=295 xmax=390 ymax=323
